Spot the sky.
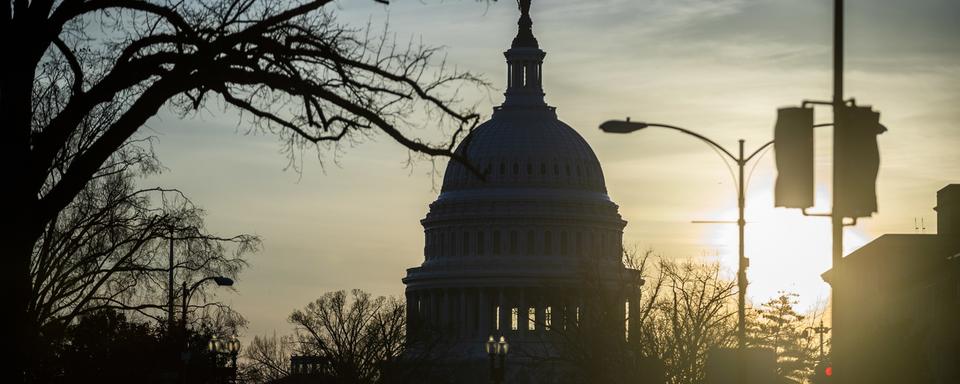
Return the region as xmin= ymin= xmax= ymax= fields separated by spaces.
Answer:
xmin=145 ymin=0 xmax=960 ymax=341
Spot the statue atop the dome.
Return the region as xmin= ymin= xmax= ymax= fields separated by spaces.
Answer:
xmin=511 ymin=0 xmax=538 ymax=49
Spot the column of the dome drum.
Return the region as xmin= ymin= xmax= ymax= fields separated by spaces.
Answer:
xmin=428 ymin=289 xmax=437 ymax=330
xmin=478 ymin=288 xmax=489 ymax=337
xmin=627 ymin=290 xmax=640 ymax=345
xmin=498 ymin=288 xmax=509 ymax=335
xmin=439 ymin=288 xmax=449 ymax=334
xmin=517 ymin=287 xmax=533 ymax=339
xmin=405 ymin=291 xmax=416 ymax=340
xmin=536 ymin=289 xmax=546 ymax=337
xmin=457 ymin=288 xmax=466 ymax=338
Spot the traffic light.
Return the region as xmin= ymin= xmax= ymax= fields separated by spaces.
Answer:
xmin=835 ymin=105 xmax=886 ymax=218
xmin=812 ymin=361 xmax=833 ymax=383
xmin=774 ymin=106 xmax=815 ymax=208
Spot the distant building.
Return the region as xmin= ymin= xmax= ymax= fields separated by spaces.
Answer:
xmin=400 ymin=2 xmax=641 ymax=383
xmin=823 ymin=184 xmax=960 ymax=384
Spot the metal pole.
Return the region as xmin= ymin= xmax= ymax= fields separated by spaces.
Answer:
xmin=489 ymin=353 xmax=496 ymax=384
xmin=168 ymin=227 xmax=175 ymax=337
xmin=736 ymin=139 xmax=748 ymax=384
xmin=498 ymin=353 xmax=506 ymax=384
xmin=737 ymin=139 xmax=747 ymax=351
xmin=819 ymin=324 xmax=825 ymax=360
xmin=181 ymin=281 xmax=189 ymax=336
xmin=831 ymin=1 xmax=844 ymax=382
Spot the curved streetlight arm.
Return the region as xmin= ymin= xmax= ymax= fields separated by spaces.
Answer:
xmin=744 ymin=140 xmax=775 ymax=163
xmin=640 ymin=123 xmax=739 ymax=163
xmin=180 ymin=276 xmax=234 ymax=333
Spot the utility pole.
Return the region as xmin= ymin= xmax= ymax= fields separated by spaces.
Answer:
xmin=830 ymin=1 xmax=845 ymax=382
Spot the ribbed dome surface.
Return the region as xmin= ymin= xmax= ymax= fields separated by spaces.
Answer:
xmin=441 ymin=107 xmax=607 ymax=193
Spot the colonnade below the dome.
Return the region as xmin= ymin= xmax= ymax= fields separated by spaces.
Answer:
xmin=423 ymin=227 xmax=623 ymax=262
xmin=404 ymin=285 xmax=642 ymax=345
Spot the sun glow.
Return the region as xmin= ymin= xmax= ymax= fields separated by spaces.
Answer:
xmin=703 ymin=186 xmax=870 ymax=312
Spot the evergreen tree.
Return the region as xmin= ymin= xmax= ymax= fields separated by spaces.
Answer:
xmin=748 ymin=292 xmax=820 ymax=383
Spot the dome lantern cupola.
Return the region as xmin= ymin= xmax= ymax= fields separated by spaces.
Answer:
xmin=503 ymin=0 xmax=547 ymax=108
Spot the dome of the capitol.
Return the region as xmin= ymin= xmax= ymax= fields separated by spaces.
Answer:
xmin=440 ymin=108 xmax=608 ymax=194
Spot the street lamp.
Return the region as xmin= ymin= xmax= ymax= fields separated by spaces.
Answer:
xmin=485 ymin=335 xmax=509 ymax=384
xmin=181 ymin=276 xmax=234 ymax=335
xmin=208 ymin=334 xmax=241 ymax=383
xmin=803 ymin=320 xmax=832 ymax=361
xmin=599 ymin=119 xmax=773 ymax=351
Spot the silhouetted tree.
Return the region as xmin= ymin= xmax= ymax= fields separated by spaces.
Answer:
xmin=286 ymin=289 xmax=406 ymax=384
xmin=4 ymin=0 xmax=485 ymax=378
xmin=26 ymin=135 xmax=258 ymax=381
xmin=45 ymin=309 xmax=166 ymax=383
xmin=747 ymin=292 xmax=820 ymax=383
xmin=633 ymin=258 xmax=738 ymax=384
xmin=240 ymin=333 xmax=294 ymax=383
xmin=38 ymin=308 xmax=245 ymax=383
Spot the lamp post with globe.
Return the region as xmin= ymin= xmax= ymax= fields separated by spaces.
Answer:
xmin=485 ymin=335 xmax=509 ymax=384
xmin=208 ymin=334 xmax=241 ymax=383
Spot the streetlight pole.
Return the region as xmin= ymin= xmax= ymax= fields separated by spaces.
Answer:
xmin=804 ymin=320 xmax=832 ymax=361
xmin=180 ymin=276 xmax=234 ymax=336
xmin=599 ymin=120 xmax=773 ymax=351
xmin=168 ymin=226 xmax=175 ymax=337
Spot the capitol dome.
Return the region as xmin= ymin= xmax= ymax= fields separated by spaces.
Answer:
xmin=402 ymin=2 xmax=640 ymax=381
xmin=440 ymin=107 xmax=608 ymax=194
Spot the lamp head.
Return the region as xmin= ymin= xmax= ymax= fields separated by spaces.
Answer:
xmin=599 ymin=118 xmax=648 ymax=133
xmin=208 ymin=335 xmax=219 ymax=352
xmin=228 ymin=335 xmax=241 ymax=354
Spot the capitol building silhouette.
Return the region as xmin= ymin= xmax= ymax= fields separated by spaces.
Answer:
xmin=402 ymin=2 xmax=643 ymax=382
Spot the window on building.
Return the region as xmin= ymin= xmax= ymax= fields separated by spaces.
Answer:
xmin=495 ymin=306 xmax=500 ymax=331
xmin=528 ymin=308 xmax=536 ymax=331
xmin=625 ymin=301 xmax=630 ymax=342
xmin=511 ymin=308 xmax=519 ymax=331
xmin=493 ymin=230 xmax=501 ymax=255
xmin=510 ymin=231 xmax=518 ymax=255
xmin=463 ymin=231 xmax=470 ymax=256
xmin=545 ymin=306 xmax=552 ymax=331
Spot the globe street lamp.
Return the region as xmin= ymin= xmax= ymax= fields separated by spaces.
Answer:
xmin=208 ymin=334 xmax=241 ymax=383
xmin=599 ymin=119 xmax=773 ymax=351
xmin=485 ymin=335 xmax=509 ymax=384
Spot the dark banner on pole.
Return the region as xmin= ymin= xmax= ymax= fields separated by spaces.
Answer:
xmin=774 ymin=107 xmax=815 ymax=209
